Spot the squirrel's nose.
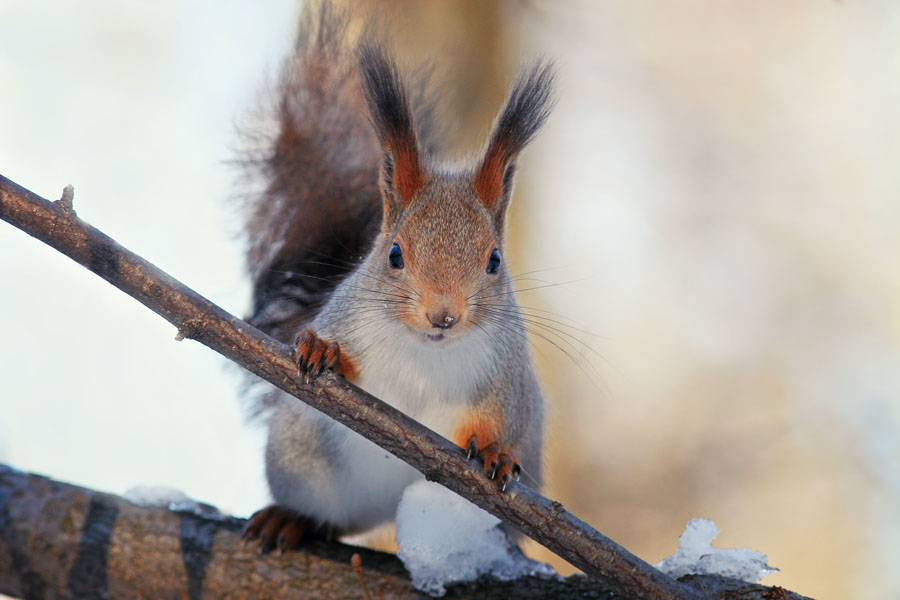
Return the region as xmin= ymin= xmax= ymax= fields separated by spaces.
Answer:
xmin=427 ymin=311 xmax=458 ymax=330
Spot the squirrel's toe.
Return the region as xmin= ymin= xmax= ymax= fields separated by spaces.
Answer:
xmin=495 ymin=453 xmax=520 ymax=492
xmin=242 ymin=504 xmax=340 ymax=554
xmin=463 ymin=434 xmax=521 ymax=493
xmin=295 ymin=329 xmax=344 ymax=382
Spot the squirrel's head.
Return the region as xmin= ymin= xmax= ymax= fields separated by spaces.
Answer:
xmin=360 ymin=45 xmax=554 ymax=343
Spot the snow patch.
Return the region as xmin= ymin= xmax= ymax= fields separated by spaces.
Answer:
xmin=395 ymin=480 xmax=556 ymax=596
xmin=124 ymin=485 xmax=196 ymax=509
xmin=656 ymin=518 xmax=778 ymax=583
xmin=123 ymin=484 xmax=226 ymax=518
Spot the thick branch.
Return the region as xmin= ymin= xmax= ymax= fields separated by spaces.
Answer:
xmin=0 ymin=464 xmax=613 ymax=599
xmin=0 ymin=174 xmax=806 ymax=600
xmin=0 ymin=466 xmax=810 ymax=600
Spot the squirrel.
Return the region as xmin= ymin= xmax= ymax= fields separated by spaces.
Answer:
xmin=239 ymin=5 xmax=554 ymax=553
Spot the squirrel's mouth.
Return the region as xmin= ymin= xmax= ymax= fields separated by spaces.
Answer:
xmin=425 ymin=333 xmax=445 ymax=342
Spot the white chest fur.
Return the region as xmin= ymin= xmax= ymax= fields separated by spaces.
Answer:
xmin=308 ymin=317 xmax=497 ymax=531
xmin=350 ymin=320 xmax=495 ymax=438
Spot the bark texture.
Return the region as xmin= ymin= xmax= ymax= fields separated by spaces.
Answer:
xmin=0 ymin=466 xmax=810 ymax=600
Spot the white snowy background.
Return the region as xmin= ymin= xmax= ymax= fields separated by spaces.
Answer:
xmin=1 ymin=2 xmax=898 ymax=600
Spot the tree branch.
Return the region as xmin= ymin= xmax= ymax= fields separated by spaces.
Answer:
xmin=0 ymin=466 xmax=810 ymax=600
xmin=0 ymin=174 xmax=809 ymax=600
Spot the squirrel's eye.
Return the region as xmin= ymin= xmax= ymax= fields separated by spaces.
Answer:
xmin=389 ymin=243 xmax=404 ymax=269
xmin=486 ymin=248 xmax=501 ymax=274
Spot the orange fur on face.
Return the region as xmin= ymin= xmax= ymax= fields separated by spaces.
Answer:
xmin=414 ymin=287 xmax=470 ymax=329
xmin=393 ymin=196 xmax=496 ymax=334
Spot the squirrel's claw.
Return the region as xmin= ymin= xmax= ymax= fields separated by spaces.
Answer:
xmin=465 ymin=434 xmax=520 ymax=493
xmin=257 ymin=508 xmax=288 ymax=555
xmin=242 ymin=504 xmax=339 ymax=555
xmin=276 ymin=519 xmax=309 ymax=555
xmin=242 ymin=505 xmax=277 ymax=548
xmin=295 ymin=329 xmax=343 ymax=382
xmin=495 ymin=454 xmax=520 ymax=492
xmin=465 ymin=435 xmax=479 ymax=460
xmin=480 ymin=442 xmax=501 ymax=479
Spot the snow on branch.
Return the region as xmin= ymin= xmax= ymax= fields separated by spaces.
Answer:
xmin=0 ymin=174 xmax=811 ymax=600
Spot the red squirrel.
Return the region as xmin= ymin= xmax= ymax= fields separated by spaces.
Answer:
xmin=240 ymin=6 xmax=554 ymax=553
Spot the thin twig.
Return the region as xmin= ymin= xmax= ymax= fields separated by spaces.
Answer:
xmin=352 ymin=553 xmax=375 ymax=600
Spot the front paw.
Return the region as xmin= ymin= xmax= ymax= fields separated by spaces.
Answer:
xmin=294 ymin=329 xmax=343 ymax=383
xmin=465 ymin=434 xmax=521 ymax=493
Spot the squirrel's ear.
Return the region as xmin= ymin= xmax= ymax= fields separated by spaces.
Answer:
xmin=359 ymin=44 xmax=424 ymax=219
xmin=475 ymin=61 xmax=555 ymax=219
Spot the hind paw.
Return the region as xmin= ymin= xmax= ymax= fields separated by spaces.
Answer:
xmin=242 ymin=505 xmax=339 ymax=555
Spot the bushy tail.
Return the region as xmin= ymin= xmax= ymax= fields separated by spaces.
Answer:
xmin=240 ymin=5 xmax=389 ymax=343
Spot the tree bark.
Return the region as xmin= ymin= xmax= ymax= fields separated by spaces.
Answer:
xmin=0 ymin=466 xmax=810 ymax=600
xmin=0 ymin=174 xmax=812 ymax=600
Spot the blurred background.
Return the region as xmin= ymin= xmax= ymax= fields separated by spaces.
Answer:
xmin=1 ymin=1 xmax=898 ymax=599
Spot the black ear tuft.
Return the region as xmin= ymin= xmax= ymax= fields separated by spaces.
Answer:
xmin=476 ymin=60 xmax=556 ymax=207
xmin=358 ymin=43 xmax=423 ymax=204
xmin=491 ymin=60 xmax=556 ymax=161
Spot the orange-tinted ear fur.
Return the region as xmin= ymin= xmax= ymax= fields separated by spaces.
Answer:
xmin=359 ymin=44 xmax=424 ymax=215
xmin=475 ymin=142 xmax=509 ymax=207
xmin=476 ymin=61 xmax=555 ymax=213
